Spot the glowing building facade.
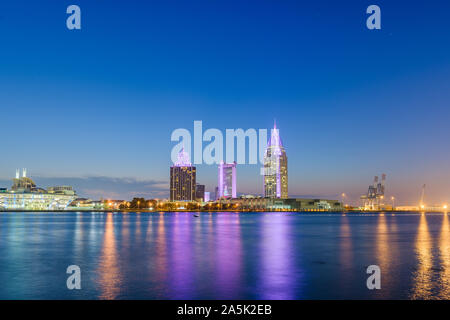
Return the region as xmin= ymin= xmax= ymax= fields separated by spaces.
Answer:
xmin=218 ymin=161 xmax=237 ymax=199
xmin=264 ymin=124 xmax=288 ymax=199
xmin=170 ymin=148 xmax=196 ymax=201
xmin=0 ymin=169 xmax=76 ymax=210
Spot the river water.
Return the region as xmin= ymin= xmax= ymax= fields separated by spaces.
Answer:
xmin=0 ymin=211 xmax=449 ymax=299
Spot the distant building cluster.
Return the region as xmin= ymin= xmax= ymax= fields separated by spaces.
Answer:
xmin=167 ymin=123 xmax=340 ymax=212
xmin=0 ymin=124 xmax=343 ymax=212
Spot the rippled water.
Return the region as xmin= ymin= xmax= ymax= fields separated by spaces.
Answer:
xmin=0 ymin=211 xmax=449 ymax=300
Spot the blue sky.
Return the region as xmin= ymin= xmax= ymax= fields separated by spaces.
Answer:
xmin=0 ymin=1 xmax=449 ymax=204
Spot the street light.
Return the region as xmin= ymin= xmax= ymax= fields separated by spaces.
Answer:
xmin=391 ymin=196 xmax=395 ymax=210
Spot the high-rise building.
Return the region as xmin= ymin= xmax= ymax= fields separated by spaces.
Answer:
xmin=218 ymin=161 xmax=237 ymax=199
xmin=170 ymin=148 xmax=196 ymax=201
xmin=195 ymin=183 xmax=205 ymax=201
xmin=264 ymin=123 xmax=288 ymax=199
xmin=214 ymin=186 xmax=219 ymax=200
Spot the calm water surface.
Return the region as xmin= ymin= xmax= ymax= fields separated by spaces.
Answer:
xmin=0 ymin=211 xmax=449 ymax=300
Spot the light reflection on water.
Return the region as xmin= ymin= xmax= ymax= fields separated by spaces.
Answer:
xmin=411 ymin=214 xmax=433 ymax=299
xmin=260 ymin=214 xmax=296 ymax=299
xmin=97 ymin=213 xmax=121 ymax=300
xmin=438 ymin=213 xmax=450 ymax=298
xmin=213 ymin=213 xmax=242 ymax=299
xmin=338 ymin=215 xmax=353 ymax=293
xmin=1 ymin=212 xmax=450 ymax=299
xmin=375 ymin=214 xmax=397 ymax=298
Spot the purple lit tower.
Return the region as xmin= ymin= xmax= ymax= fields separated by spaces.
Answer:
xmin=218 ymin=161 xmax=237 ymax=199
xmin=264 ymin=122 xmax=288 ymax=199
xmin=170 ymin=147 xmax=196 ymax=201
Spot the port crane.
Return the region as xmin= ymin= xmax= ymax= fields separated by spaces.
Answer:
xmin=360 ymin=174 xmax=386 ymax=210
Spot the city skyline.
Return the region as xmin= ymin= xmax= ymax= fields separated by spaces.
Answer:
xmin=0 ymin=118 xmax=448 ymax=206
xmin=1 ymin=1 xmax=449 ymax=205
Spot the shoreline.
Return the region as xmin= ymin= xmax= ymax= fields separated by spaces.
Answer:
xmin=0 ymin=209 xmax=447 ymax=214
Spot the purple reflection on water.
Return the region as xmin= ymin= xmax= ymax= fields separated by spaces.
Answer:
xmin=3 ymin=212 xmax=450 ymax=299
xmin=213 ymin=213 xmax=243 ymax=298
xmin=259 ymin=213 xmax=299 ymax=299
xmin=169 ymin=213 xmax=195 ymax=299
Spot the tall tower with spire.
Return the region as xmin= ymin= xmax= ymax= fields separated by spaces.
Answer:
xmin=170 ymin=147 xmax=196 ymax=201
xmin=263 ymin=122 xmax=288 ymax=199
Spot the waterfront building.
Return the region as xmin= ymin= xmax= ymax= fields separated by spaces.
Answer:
xmin=204 ymin=192 xmax=211 ymax=202
xmin=170 ymin=148 xmax=196 ymax=201
xmin=0 ymin=169 xmax=76 ymax=210
xmin=195 ymin=183 xmax=205 ymax=201
xmin=69 ymin=198 xmax=105 ymax=210
xmin=263 ymin=123 xmax=288 ymax=198
xmin=395 ymin=205 xmax=448 ymax=212
xmin=227 ymin=197 xmax=342 ymax=211
xmin=217 ymin=161 xmax=237 ymax=199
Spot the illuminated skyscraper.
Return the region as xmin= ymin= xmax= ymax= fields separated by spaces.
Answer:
xmin=264 ymin=123 xmax=288 ymax=199
xmin=170 ymin=148 xmax=196 ymax=201
xmin=218 ymin=161 xmax=237 ymax=199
